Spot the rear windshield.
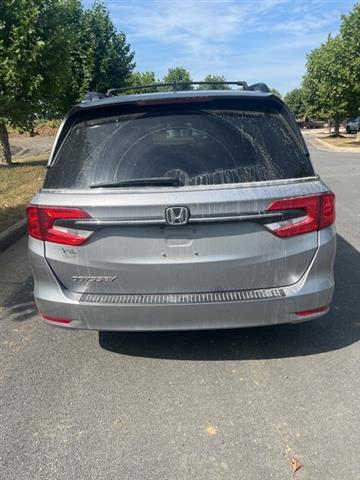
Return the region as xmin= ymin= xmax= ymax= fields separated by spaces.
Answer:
xmin=44 ymin=102 xmax=313 ymax=189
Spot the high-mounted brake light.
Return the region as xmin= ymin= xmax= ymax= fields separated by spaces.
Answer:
xmin=26 ymin=205 xmax=92 ymax=245
xmin=136 ymin=96 xmax=209 ymax=106
xmin=265 ymin=192 xmax=335 ymax=238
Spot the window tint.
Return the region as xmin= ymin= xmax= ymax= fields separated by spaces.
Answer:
xmin=44 ymin=104 xmax=314 ymax=189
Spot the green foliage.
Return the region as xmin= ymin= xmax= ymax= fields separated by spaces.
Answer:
xmin=130 ymin=71 xmax=158 ymax=86
xmin=197 ymin=74 xmax=230 ymax=90
xmin=0 ymin=0 xmax=72 ymax=130
xmin=0 ymin=0 xmax=135 ymax=121
xmin=65 ymin=0 xmax=135 ymax=107
xmin=270 ymin=88 xmax=282 ymax=98
xmin=340 ymin=3 xmax=360 ymax=117
xmin=302 ymin=35 xmax=349 ymax=126
xmin=302 ymin=4 xmax=360 ymax=127
xmin=0 ymin=0 xmax=135 ymax=163
xmin=125 ymin=71 xmax=159 ymax=94
xmin=284 ymin=88 xmax=306 ymax=119
xmin=162 ymin=67 xmax=193 ymax=90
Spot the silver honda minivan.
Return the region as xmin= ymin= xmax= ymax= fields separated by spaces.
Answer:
xmin=27 ymin=82 xmax=336 ymax=330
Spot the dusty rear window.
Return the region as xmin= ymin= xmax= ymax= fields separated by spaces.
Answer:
xmin=44 ymin=104 xmax=313 ymax=189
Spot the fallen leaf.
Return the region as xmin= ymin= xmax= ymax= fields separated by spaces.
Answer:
xmin=291 ymin=457 xmax=303 ymax=474
xmin=206 ymin=426 xmax=217 ymax=436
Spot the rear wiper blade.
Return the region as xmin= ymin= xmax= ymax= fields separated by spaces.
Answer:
xmin=90 ymin=177 xmax=184 ymax=188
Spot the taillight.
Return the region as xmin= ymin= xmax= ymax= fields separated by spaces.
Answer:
xmin=319 ymin=192 xmax=335 ymax=229
xmin=265 ymin=192 xmax=335 ymax=238
xmin=26 ymin=205 xmax=92 ymax=245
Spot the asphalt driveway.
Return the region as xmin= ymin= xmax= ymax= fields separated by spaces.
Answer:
xmin=0 ymin=144 xmax=359 ymax=480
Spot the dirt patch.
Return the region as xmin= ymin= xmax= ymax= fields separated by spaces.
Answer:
xmin=35 ymin=122 xmax=60 ymax=136
xmin=302 ymin=128 xmax=360 ymax=153
xmin=8 ymin=120 xmax=59 ymax=158
xmin=318 ymin=135 xmax=360 ymax=148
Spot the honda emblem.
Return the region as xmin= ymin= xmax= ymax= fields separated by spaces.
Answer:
xmin=165 ymin=206 xmax=190 ymax=226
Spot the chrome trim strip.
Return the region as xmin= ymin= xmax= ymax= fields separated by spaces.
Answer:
xmin=75 ymin=218 xmax=166 ymax=226
xmin=190 ymin=212 xmax=280 ymax=223
xmin=74 ymin=212 xmax=281 ymax=227
xmin=80 ymin=287 xmax=286 ymax=305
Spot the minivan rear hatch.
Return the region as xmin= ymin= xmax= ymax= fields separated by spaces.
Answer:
xmin=38 ymin=95 xmax=319 ymax=295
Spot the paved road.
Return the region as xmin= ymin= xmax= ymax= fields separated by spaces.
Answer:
xmin=1 ymin=145 xmax=359 ymax=480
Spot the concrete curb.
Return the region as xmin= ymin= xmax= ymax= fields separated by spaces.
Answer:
xmin=0 ymin=218 xmax=27 ymax=253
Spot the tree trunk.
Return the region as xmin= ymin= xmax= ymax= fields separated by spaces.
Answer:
xmin=0 ymin=122 xmax=12 ymax=166
xmin=333 ymin=120 xmax=340 ymax=137
xmin=355 ymin=132 xmax=360 ymax=143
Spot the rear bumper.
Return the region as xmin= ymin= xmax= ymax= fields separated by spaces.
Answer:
xmin=29 ymin=228 xmax=336 ymax=331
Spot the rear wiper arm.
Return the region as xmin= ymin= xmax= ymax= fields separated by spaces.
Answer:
xmin=90 ymin=177 xmax=184 ymax=188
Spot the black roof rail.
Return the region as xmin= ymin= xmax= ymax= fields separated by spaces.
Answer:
xmin=106 ymin=81 xmax=250 ymax=97
xmin=82 ymin=81 xmax=271 ymax=101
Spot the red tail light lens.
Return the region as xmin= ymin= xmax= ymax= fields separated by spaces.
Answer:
xmin=319 ymin=192 xmax=335 ymax=229
xmin=26 ymin=205 xmax=43 ymax=240
xmin=266 ymin=192 xmax=335 ymax=238
xmin=296 ymin=306 xmax=328 ymax=317
xmin=26 ymin=205 xmax=91 ymax=245
xmin=42 ymin=315 xmax=72 ymax=324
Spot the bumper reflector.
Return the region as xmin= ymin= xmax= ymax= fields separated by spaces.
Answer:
xmin=295 ymin=306 xmax=328 ymax=317
xmin=42 ymin=315 xmax=72 ymax=324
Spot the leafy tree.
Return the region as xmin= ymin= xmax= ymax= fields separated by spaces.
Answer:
xmin=284 ymin=87 xmax=306 ymax=119
xmin=302 ymin=4 xmax=360 ymax=133
xmin=197 ymin=74 xmax=230 ymax=90
xmin=302 ymin=35 xmax=349 ymax=135
xmin=125 ymin=71 xmax=159 ymax=94
xmin=162 ymin=67 xmax=193 ymax=90
xmin=65 ymin=0 xmax=135 ymax=107
xmin=270 ymin=88 xmax=282 ymax=98
xmin=0 ymin=0 xmax=135 ymax=165
xmin=0 ymin=0 xmax=72 ymax=165
xmin=340 ymin=3 xmax=360 ymax=117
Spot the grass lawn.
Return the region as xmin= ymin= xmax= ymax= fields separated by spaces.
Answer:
xmin=318 ymin=135 xmax=360 ymax=148
xmin=0 ymin=154 xmax=48 ymax=232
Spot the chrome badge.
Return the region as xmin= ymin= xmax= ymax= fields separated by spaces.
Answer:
xmin=72 ymin=276 xmax=117 ymax=283
xmin=165 ymin=206 xmax=190 ymax=226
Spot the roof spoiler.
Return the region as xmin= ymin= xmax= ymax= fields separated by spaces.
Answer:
xmin=247 ymin=83 xmax=271 ymax=93
xmin=81 ymin=91 xmax=107 ymax=103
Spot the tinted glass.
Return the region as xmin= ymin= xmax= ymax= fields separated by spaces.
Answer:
xmin=44 ymin=104 xmax=313 ymax=189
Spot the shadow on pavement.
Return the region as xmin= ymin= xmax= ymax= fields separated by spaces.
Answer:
xmin=0 ymin=275 xmax=37 ymax=322
xmin=99 ymin=234 xmax=360 ymax=360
